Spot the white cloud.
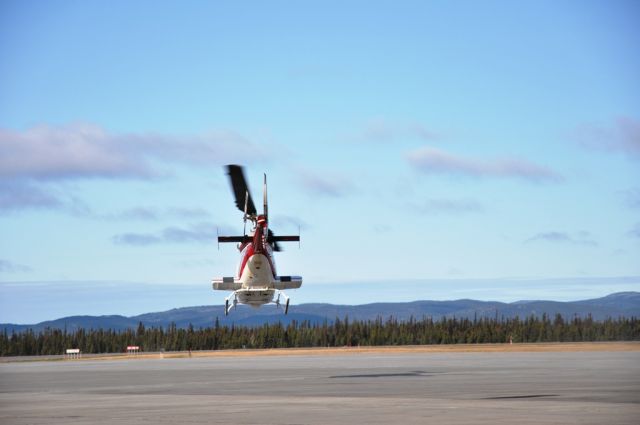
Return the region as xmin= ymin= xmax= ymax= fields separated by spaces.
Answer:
xmin=0 ymin=122 xmax=269 ymax=181
xmin=0 ymin=123 xmax=269 ymax=215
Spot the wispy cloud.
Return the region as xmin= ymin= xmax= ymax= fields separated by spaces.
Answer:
xmin=628 ymin=223 xmax=640 ymax=239
xmin=112 ymin=222 xmax=218 ymax=246
xmin=373 ymin=224 xmax=392 ymax=233
xmin=270 ymin=214 xmax=310 ymax=231
xmin=525 ymin=231 xmax=598 ymax=246
xmin=0 ymin=181 xmax=62 ymax=212
xmin=0 ymin=180 xmax=214 ymax=221
xmin=104 ymin=206 xmax=211 ymax=221
xmin=177 ymin=258 xmax=216 ymax=269
xmin=112 ymin=233 xmax=162 ymax=246
xmin=162 ymin=223 xmax=217 ymax=243
xmin=575 ymin=116 xmax=640 ymax=159
xmin=295 ymin=168 xmax=355 ymax=198
xmin=0 ymin=122 xmax=268 ymax=181
xmin=621 ymin=188 xmax=640 ymax=209
xmin=360 ymin=118 xmax=441 ymax=143
xmin=112 ymin=207 xmax=160 ymax=221
xmin=0 ymin=259 xmax=32 ymax=273
xmin=166 ymin=207 xmax=212 ymax=219
xmin=407 ymin=146 xmax=562 ymax=183
xmin=411 ymin=198 xmax=484 ymax=214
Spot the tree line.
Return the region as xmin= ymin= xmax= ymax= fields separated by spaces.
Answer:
xmin=1 ymin=314 xmax=638 ymax=356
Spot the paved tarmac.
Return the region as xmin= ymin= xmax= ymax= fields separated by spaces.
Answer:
xmin=1 ymin=350 xmax=639 ymax=424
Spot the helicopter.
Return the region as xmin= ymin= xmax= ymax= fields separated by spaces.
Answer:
xmin=212 ymin=165 xmax=302 ymax=315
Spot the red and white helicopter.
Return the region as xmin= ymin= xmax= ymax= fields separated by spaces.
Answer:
xmin=212 ymin=165 xmax=302 ymax=315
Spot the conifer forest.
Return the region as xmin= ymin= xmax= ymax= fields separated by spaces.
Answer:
xmin=2 ymin=314 xmax=638 ymax=356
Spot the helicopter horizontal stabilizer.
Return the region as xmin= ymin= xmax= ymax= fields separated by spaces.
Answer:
xmin=212 ymin=277 xmax=242 ymax=291
xmin=270 ymin=235 xmax=300 ymax=242
xmin=217 ymin=235 xmax=251 ymax=243
xmin=273 ymin=276 xmax=303 ymax=290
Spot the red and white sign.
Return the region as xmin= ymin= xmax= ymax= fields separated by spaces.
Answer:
xmin=126 ymin=346 xmax=140 ymax=350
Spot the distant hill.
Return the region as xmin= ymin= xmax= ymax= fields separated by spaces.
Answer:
xmin=2 ymin=292 xmax=639 ymax=333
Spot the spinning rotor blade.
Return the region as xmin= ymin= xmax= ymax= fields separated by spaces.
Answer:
xmin=226 ymin=165 xmax=256 ymax=216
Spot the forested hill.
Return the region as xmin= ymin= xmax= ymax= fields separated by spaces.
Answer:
xmin=3 ymin=292 xmax=639 ymax=333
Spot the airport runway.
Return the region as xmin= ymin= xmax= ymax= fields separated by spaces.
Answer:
xmin=1 ymin=348 xmax=639 ymax=424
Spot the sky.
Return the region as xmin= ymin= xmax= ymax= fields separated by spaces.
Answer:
xmin=1 ymin=1 xmax=639 ymax=323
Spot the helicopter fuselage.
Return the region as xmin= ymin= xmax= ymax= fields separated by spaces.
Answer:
xmin=234 ymin=220 xmax=278 ymax=307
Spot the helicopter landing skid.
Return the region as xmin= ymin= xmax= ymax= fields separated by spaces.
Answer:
xmin=224 ymin=292 xmax=237 ymax=316
xmin=275 ymin=290 xmax=290 ymax=315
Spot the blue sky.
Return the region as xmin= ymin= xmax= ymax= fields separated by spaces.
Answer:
xmin=1 ymin=1 xmax=639 ymax=323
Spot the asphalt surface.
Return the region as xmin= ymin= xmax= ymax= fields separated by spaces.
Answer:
xmin=1 ymin=350 xmax=639 ymax=424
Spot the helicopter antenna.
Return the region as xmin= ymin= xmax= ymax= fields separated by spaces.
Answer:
xmin=243 ymin=189 xmax=249 ymax=236
xmin=263 ymin=173 xmax=268 ymax=236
